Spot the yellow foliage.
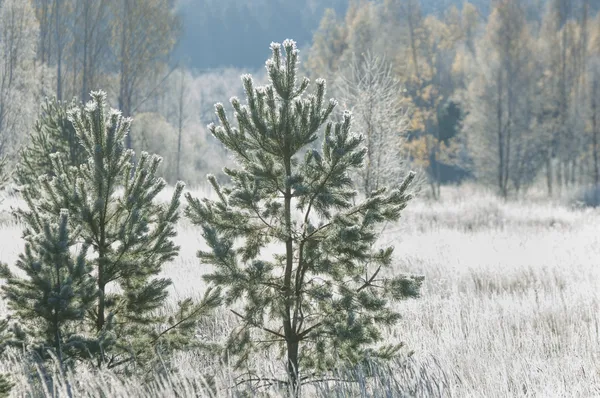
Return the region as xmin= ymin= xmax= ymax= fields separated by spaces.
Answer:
xmin=306 ymin=8 xmax=347 ymax=78
xmin=437 ymin=139 xmax=462 ymax=166
xmin=451 ymin=48 xmax=467 ymax=77
xmin=409 ymin=109 xmax=426 ymax=132
xmin=591 ymin=13 xmax=600 ymax=54
xmin=403 ymin=136 xmax=431 ymax=168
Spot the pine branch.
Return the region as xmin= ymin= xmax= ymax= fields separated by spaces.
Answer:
xmin=357 ymin=264 xmax=382 ymax=292
xmin=298 ymin=322 xmax=323 ymax=339
xmin=249 ymin=202 xmax=276 ymax=231
xmin=230 ymin=309 xmax=285 ymax=339
xmin=151 ymin=289 xmax=221 ymax=346
xmin=302 ymin=204 xmax=367 ymax=242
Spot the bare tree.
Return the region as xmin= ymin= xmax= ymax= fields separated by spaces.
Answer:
xmin=462 ymin=0 xmax=540 ymax=197
xmin=75 ymin=0 xmax=110 ymax=101
xmin=384 ymin=0 xmax=422 ymax=79
xmin=171 ymin=68 xmax=190 ymax=181
xmin=33 ymin=0 xmax=52 ymax=92
xmin=337 ymin=52 xmax=412 ymax=196
xmin=129 ymin=111 xmax=177 ymax=181
xmin=110 ymin=0 xmax=180 ymax=149
xmin=589 ymin=58 xmax=600 ymax=190
xmin=0 ymin=0 xmax=40 ymax=160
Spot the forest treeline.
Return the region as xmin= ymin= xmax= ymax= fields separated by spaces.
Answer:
xmin=306 ymin=0 xmax=600 ymax=199
xmin=0 ymin=0 xmax=599 ymax=200
xmin=175 ymin=0 xmax=349 ymax=68
xmin=0 ymin=0 xmax=185 ymax=175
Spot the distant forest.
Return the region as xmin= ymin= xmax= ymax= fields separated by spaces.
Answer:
xmin=302 ymin=0 xmax=600 ymax=199
xmin=0 ymin=0 xmax=599 ymax=201
xmin=174 ymin=0 xmax=600 ymax=69
xmin=174 ymin=0 xmax=349 ymax=69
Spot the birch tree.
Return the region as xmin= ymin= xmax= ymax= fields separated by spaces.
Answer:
xmin=462 ymin=0 xmax=540 ymax=196
xmin=0 ymin=0 xmax=41 ymax=161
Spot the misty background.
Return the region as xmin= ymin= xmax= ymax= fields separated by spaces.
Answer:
xmin=0 ymin=0 xmax=599 ymax=202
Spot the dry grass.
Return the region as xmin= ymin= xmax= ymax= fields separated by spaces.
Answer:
xmin=0 ymin=184 xmax=598 ymax=397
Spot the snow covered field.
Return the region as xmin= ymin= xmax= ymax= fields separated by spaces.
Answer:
xmin=0 ymin=185 xmax=598 ymax=397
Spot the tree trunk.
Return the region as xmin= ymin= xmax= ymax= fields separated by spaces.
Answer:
xmin=119 ymin=0 xmax=132 ymax=149
xmin=429 ymin=179 xmax=437 ymax=200
xmin=496 ymin=71 xmax=505 ymax=198
xmin=433 ymin=119 xmax=442 ymax=200
xmin=82 ymin=0 xmax=90 ymax=101
xmin=592 ymin=75 xmax=598 ymax=206
xmin=405 ymin=0 xmax=420 ymax=79
xmin=593 ymin=77 xmax=599 ymax=188
xmin=39 ymin=1 xmax=50 ymax=93
xmin=176 ymin=71 xmax=184 ymax=181
xmin=557 ymin=161 xmax=563 ymax=194
xmin=282 ymin=114 xmax=299 ymax=392
xmin=545 ymin=156 xmax=553 ymax=197
xmin=364 ymin=122 xmax=372 ymax=196
xmin=286 ymin=339 xmax=299 ymax=395
xmin=54 ymin=0 xmax=63 ymax=100
xmin=97 ymin=230 xmax=106 ymax=336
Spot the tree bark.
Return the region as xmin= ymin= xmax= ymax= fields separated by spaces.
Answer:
xmin=497 ymin=71 xmax=506 ymax=198
xmin=592 ymin=75 xmax=598 ymax=206
xmin=546 ymin=157 xmax=553 ymax=196
xmin=54 ymin=0 xmax=62 ymax=100
xmin=286 ymin=339 xmax=299 ymax=395
xmin=176 ymin=71 xmax=184 ymax=181
xmin=282 ymin=103 xmax=299 ymax=393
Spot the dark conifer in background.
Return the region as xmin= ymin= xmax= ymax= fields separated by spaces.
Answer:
xmin=185 ymin=40 xmax=423 ymax=394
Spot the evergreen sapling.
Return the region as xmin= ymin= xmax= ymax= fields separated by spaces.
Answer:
xmin=14 ymin=97 xmax=87 ymax=195
xmin=0 ymin=210 xmax=95 ymax=368
xmin=2 ymin=91 xmax=219 ymax=374
xmin=185 ymin=40 xmax=423 ymax=393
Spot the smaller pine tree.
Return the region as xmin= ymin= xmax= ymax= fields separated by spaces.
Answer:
xmin=0 ymin=210 xmax=96 ymax=368
xmin=14 ymin=97 xmax=87 ymax=194
xmin=3 ymin=91 xmax=220 ymax=374
xmin=186 ymin=40 xmax=423 ymax=393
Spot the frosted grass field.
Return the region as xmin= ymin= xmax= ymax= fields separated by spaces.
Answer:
xmin=0 ymin=185 xmax=599 ymax=397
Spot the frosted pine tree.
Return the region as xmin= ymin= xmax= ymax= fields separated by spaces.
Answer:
xmin=15 ymin=97 xmax=87 ymax=195
xmin=4 ymin=91 xmax=219 ymax=373
xmin=185 ymin=40 xmax=423 ymax=393
xmin=0 ymin=210 xmax=95 ymax=367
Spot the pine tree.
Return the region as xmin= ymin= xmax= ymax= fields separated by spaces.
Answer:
xmin=15 ymin=97 xmax=87 ymax=194
xmin=0 ymin=210 xmax=96 ymax=368
xmin=5 ymin=91 xmax=219 ymax=373
xmin=185 ymin=40 xmax=423 ymax=393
